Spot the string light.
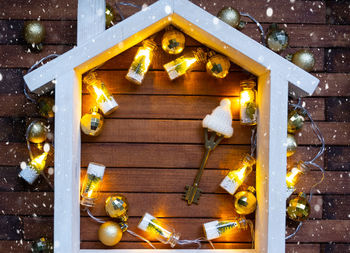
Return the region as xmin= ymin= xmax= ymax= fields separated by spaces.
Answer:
xmin=137 ymin=213 xmax=180 ymax=248
xmin=203 ymin=217 xmax=248 ymax=241
xmin=126 ymin=38 xmax=157 ymax=85
xmin=286 ymin=161 xmax=310 ymax=199
xmin=163 ymin=48 xmax=207 ymax=80
xmin=239 ymin=80 xmax=257 ymax=125
xmin=83 ymin=72 xmax=118 ymax=115
xmin=81 ymin=162 xmax=105 ymax=207
xmin=220 ymin=154 xmax=255 ymax=195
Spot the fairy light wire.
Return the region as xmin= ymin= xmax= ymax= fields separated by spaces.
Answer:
xmin=285 ymin=99 xmax=325 ymax=240
xmin=240 ymin=12 xmax=266 ymax=46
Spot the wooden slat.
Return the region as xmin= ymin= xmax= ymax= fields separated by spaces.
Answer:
xmin=0 ymin=240 xmax=33 ymax=253
xmin=0 ymin=0 xmax=326 ymax=23
xmin=323 ymin=195 xmax=350 ymax=220
xmin=326 ymin=48 xmax=350 ymax=73
xmin=326 ymin=0 xmax=350 ymax=25
xmin=0 ymin=216 xmax=22 ymax=240
xmin=326 ymin=97 xmax=350 ymax=122
xmin=327 ymin=147 xmax=350 ymax=171
xmin=321 ymin=244 xmax=350 ymax=253
xmin=2 ymin=20 xmax=349 ymax=48
xmin=314 ymin=73 xmax=350 ymax=97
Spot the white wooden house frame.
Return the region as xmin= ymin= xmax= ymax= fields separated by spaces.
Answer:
xmin=23 ymin=0 xmax=320 ymax=252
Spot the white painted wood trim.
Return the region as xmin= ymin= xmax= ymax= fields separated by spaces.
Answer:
xmin=53 ymin=70 xmax=81 ymax=253
xmin=255 ymin=70 xmax=287 ymax=253
xmin=78 ymin=0 xmax=106 ymax=45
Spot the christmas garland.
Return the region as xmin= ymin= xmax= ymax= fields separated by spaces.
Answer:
xmin=21 ymin=2 xmax=324 ymax=251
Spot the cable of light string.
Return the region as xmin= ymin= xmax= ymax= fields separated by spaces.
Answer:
xmin=285 ymin=99 xmax=325 ymax=240
xmin=24 ymin=54 xmax=60 ymax=102
xmin=240 ymin=12 xmax=266 ymax=46
xmin=115 ymin=2 xmax=142 ymax=21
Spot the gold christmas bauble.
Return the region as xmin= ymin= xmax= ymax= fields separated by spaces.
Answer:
xmin=233 ymin=186 xmax=257 ymax=215
xmin=206 ymin=54 xmax=230 ymax=79
xmin=217 ymin=7 xmax=241 ymax=28
xmin=266 ymin=23 xmax=289 ymax=53
xmin=288 ymin=109 xmax=306 ymax=134
xmin=80 ymin=107 xmax=104 ymax=136
xmin=105 ymin=194 xmax=129 ymax=221
xmin=287 ymin=192 xmax=310 ymax=222
xmin=37 ymin=96 xmax=55 ymax=119
xmin=98 ymin=221 xmax=123 ymax=246
xmin=162 ymin=29 xmax=185 ymax=54
xmin=292 ymin=49 xmax=315 ymax=72
xmin=286 ymin=134 xmax=297 ymax=157
xmin=106 ymin=4 xmax=117 ymax=28
xmin=24 ymin=21 xmax=45 ymax=52
xmin=27 ymin=120 xmax=47 ymax=144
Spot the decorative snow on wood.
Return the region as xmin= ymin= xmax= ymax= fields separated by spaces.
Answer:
xmin=23 ymin=0 xmax=320 ymax=253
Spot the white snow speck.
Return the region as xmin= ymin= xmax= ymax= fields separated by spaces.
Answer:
xmin=213 ymin=17 xmax=219 ymax=25
xmin=0 ymin=73 xmax=2 ymax=81
xmin=164 ymin=5 xmax=172 ymax=14
xmin=266 ymin=7 xmax=273 ymax=17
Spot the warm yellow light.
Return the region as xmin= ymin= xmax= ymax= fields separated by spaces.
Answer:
xmin=80 ymin=163 xmax=105 ymax=207
xmin=235 ymin=165 xmax=247 ymax=183
xmin=30 ymin=152 xmax=48 ymax=172
xmin=240 ymin=90 xmax=253 ymax=105
xmin=183 ymin=57 xmax=197 ymax=68
xmin=286 ymin=167 xmax=302 ymax=188
xmin=239 ymin=80 xmax=257 ymax=126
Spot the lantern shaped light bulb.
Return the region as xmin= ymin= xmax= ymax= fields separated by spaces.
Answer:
xmin=286 ymin=161 xmax=310 ymax=199
xmin=81 ymin=162 xmax=105 ymax=207
xmin=164 ymin=48 xmax=207 ymax=80
xmin=203 ymin=217 xmax=248 ymax=241
xmin=138 ymin=213 xmax=180 ymax=248
xmin=83 ymin=72 xmax=118 ymax=115
xmin=19 ymin=151 xmax=48 ymax=185
xmin=126 ymin=39 xmax=157 ymax=85
xmin=220 ymin=154 xmax=255 ymax=195
xmin=240 ymin=80 xmax=257 ymax=126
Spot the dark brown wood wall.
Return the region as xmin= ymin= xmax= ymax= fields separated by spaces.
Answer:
xmin=0 ymin=0 xmax=349 ymax=252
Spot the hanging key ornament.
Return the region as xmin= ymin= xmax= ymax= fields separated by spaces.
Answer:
xmin=184 ymin=98 xmax=234 ymax=205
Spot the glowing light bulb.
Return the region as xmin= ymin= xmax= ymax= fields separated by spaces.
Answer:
xmin=240 ymin=80 xmax=257 ymax=126
xmin=286 ymin=161 xmax=310 ymax=199
xmin=81 ymin=162 xmax=105 ymax=207
xmin=138 ymin=213 xmax=180 ymax=248
xmin=163 ymin=48 xmax=207 ymax=80
xmin=220 ymin=154 xmax=255 ymax=195
xmin=203 ymin=217 xmax=248 ymax=240
xmin=126 ymin=39 xmax=157 ymax=85
xmin=19 ymin=152 xmax=48 ymax=184
xmin=83 ymin=72 xmax=118 ymax=115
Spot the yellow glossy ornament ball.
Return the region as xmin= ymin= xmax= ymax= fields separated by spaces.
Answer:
xmin=37 ymin=96 xmax=55 ymax=119
xmin=217 ymin=7 xmax=241 ymax=28
xmin=98 ymin=221 xmax=123 ymax=246
xmin=80 ymin=107 xmax=104 ymax=136
xmin=27 ymin=120 xmax=47 ymax=144
xmin=287 ymin=192 xmax=310 ymax=222
xmin=292 ymin=49 xmax=315 ymax=72
xmin=233 ymin=186 xmax=257 ymax=215
xmin=106 ymin=4 xmax=117 ymax=28
xmin=286 ymin=134 xmax=297 ymax=157
xmin=206 ymin=54 xmax=231 ymax=78
xmin=105 ymin=195 xmax=129 ymax=221
xmin=266 ymin=24 xmax=289 ymax=53
xmin=162 ymin=29 xmax=185 ymax=54
xmin=288 ymin=109 xmax=306 ymax=134
xmin=24 ymin=21 xmax=45 ymax=45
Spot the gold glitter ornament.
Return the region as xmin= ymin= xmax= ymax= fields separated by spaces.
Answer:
xmin=288 ymin=109 xmax=306 ymax=134
xmin=287 ymin=192 xmax=310 ymax=222
xmin=217 ymin=7 xmax=241 ymax=28
xmin=105 ymin=194 xmax=129 ymax=221
xmin=98 ymin=221 xmax=123 ymax=246
xmin=80 ymin=106 xmax=104 ymax=136
xmin=291 ymin=49 xmax=315 ymax=72
xmin=266 ymin=23 xmax=289 ymax=53
xmin=206 ymin=53 xmax=230 ymax=79
xmin=24 ymin=21 xmax=45 ymax=52
xmin=233 ymin=186 xmax=257 ymax=215
xmin=105 ymin=4 xmax=117 ymax=28
xmin=37 ymin=96 xmax=55 ymax=119
xmin=31 ymin=237 xmax=53 ymax=253
xmin=162 ymin=29 xmax=185 ymax=54
xmin=286 ymin=134 xmax=297 ymax=157
xmin=27 ymin=120 xmax=47 ymax=144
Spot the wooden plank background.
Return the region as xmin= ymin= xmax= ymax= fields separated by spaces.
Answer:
xmin=0 ymin=0 xmax=349 ymax=252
